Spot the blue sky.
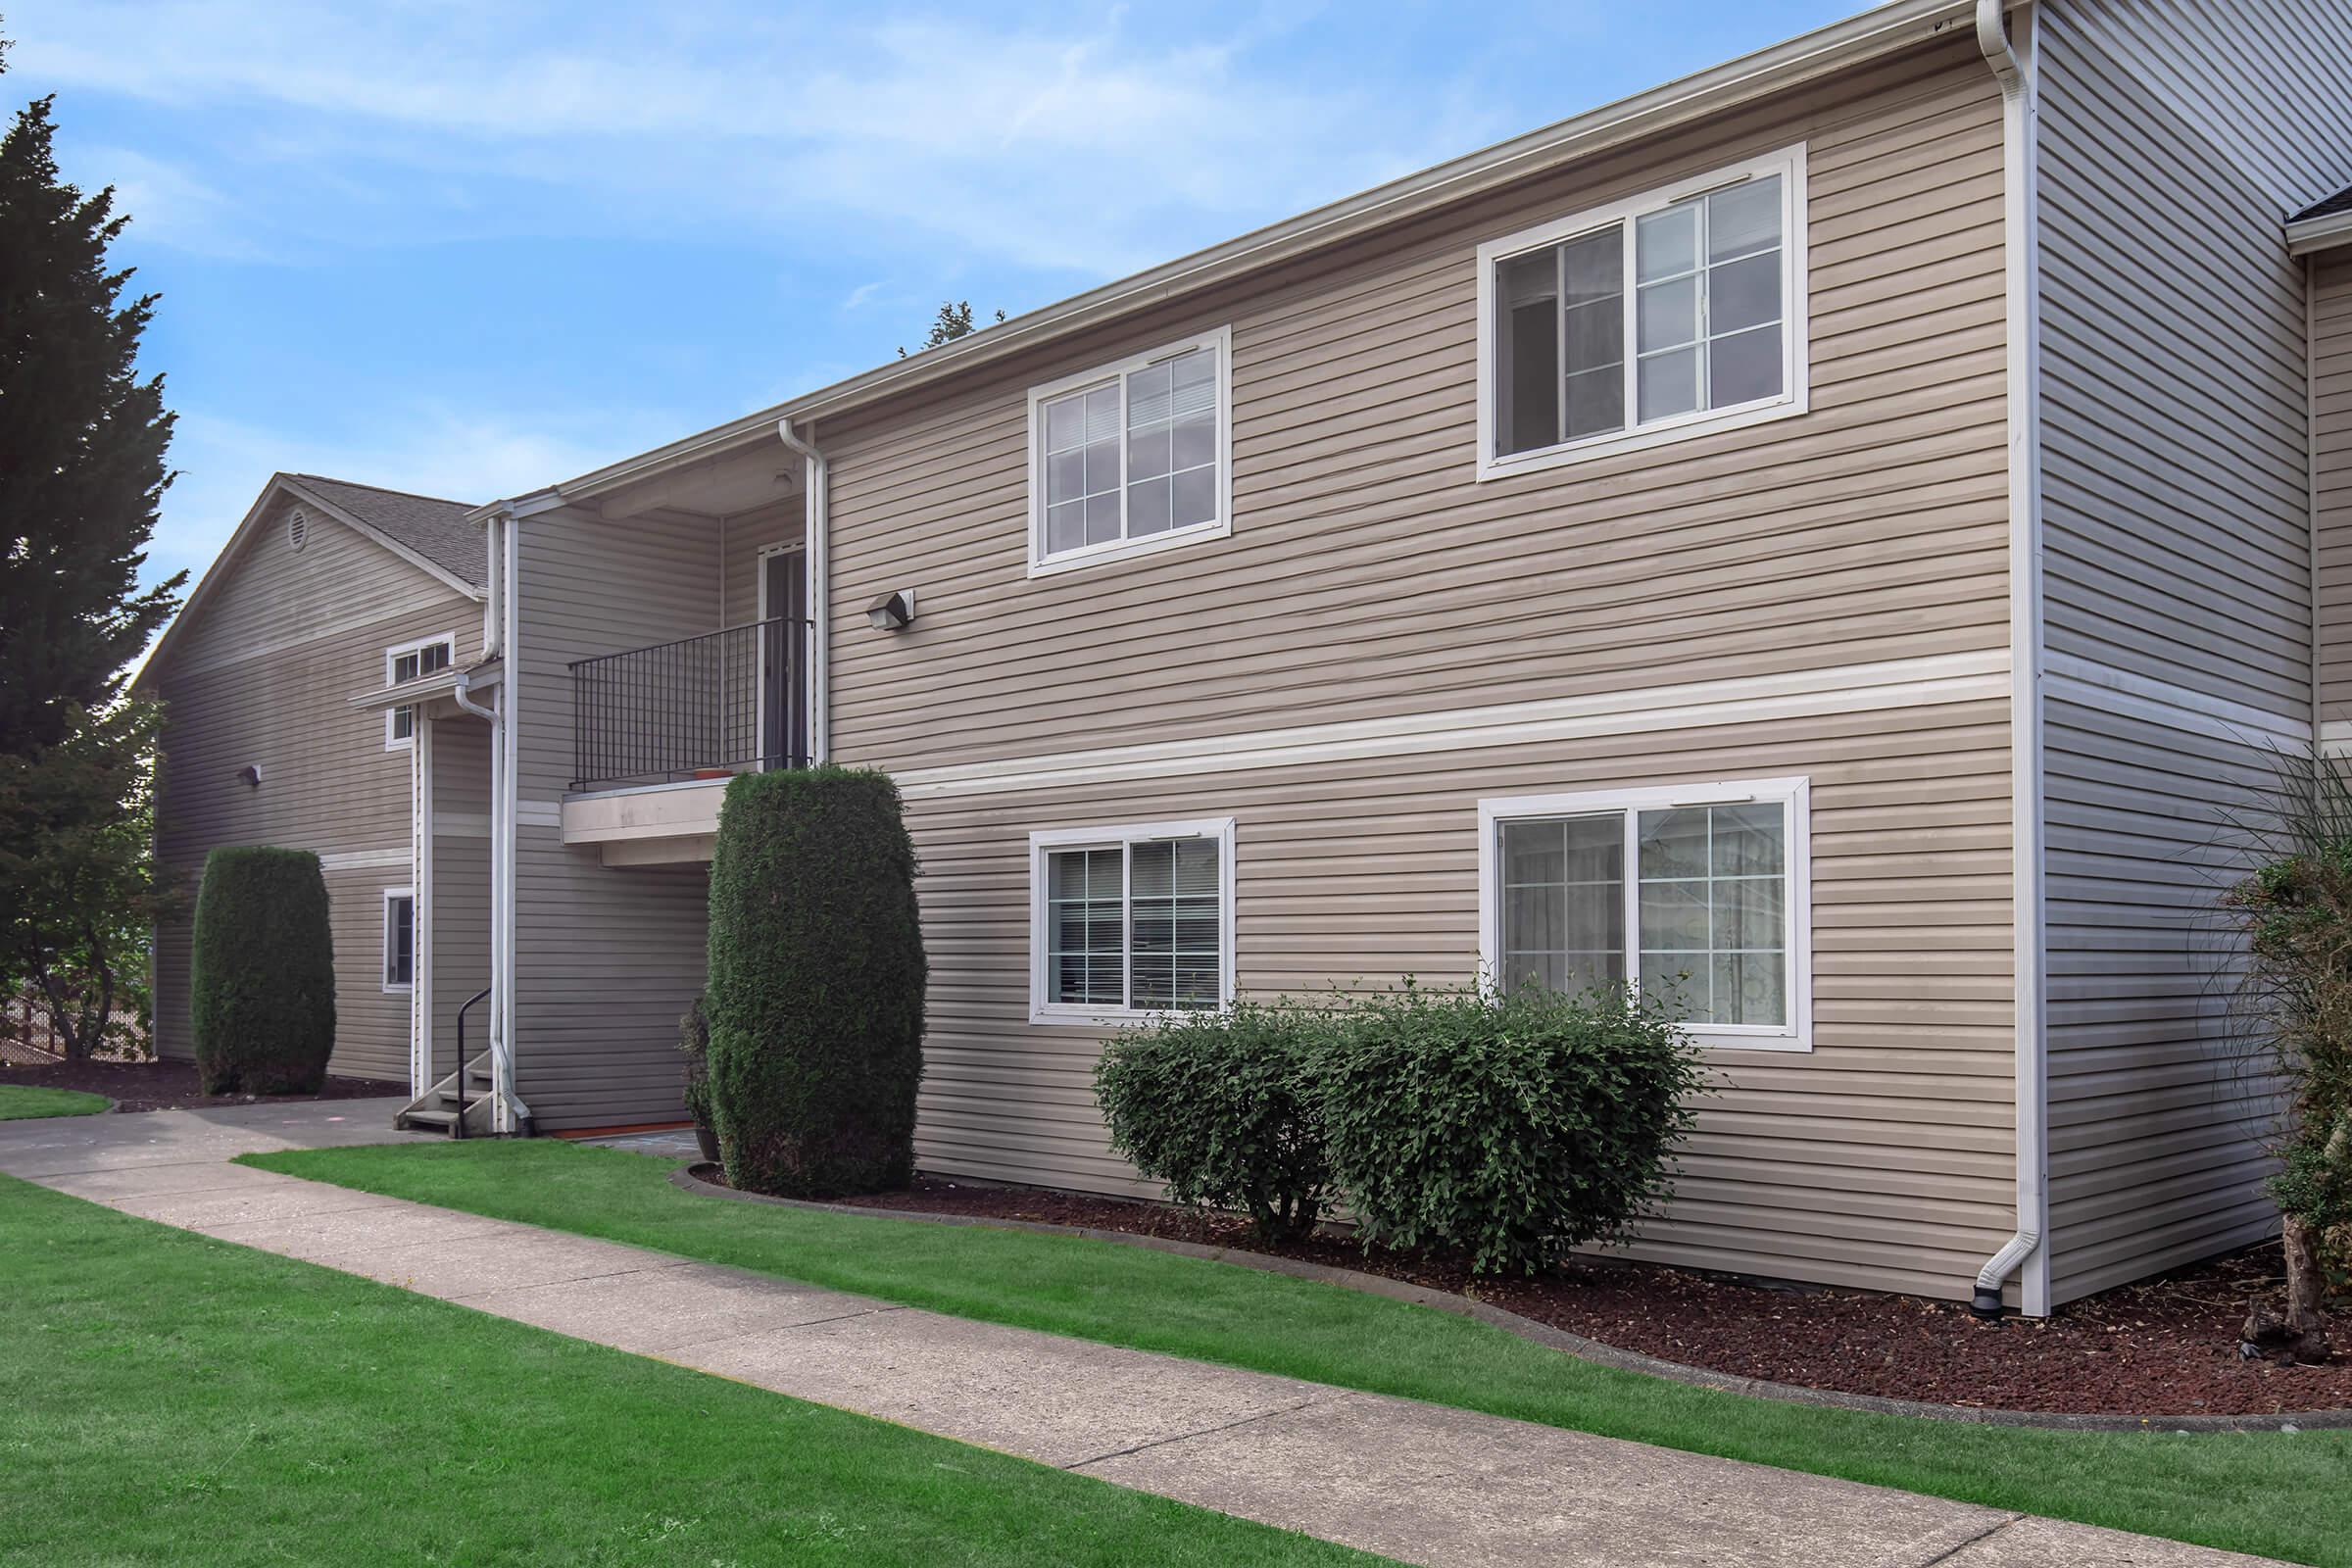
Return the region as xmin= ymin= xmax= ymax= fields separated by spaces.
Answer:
xmin=5 ymin=0 xmax=1859 ymax=593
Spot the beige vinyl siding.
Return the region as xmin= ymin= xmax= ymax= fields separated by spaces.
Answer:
xmin=821 ymin=44 xmax=2009 ymax=773
xmin=511 ymin=506 xmax=719 ymax=1130
xmin=812 ymin=43 xmax=2018 ymax=1300
xmin=2317 ymin=253 xmax=2352 ymax=719
xmin=906 ymin=698 xmax=2015 ymax=1301
xmin=721 ymin=502 xmax=801 ymax=632
xmin=2032 ymin=0 xmax=2352 ymax=1303
xmin=150 ymin=496 xmax=478 ymax=1083
xmin=424 ymin=717 xmax=493 ymax=1085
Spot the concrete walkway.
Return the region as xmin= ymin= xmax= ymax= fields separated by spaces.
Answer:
xmin=0 ymin=1101 xmax=2283 ymax=1568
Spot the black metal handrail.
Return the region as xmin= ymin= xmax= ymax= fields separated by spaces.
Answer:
xmin=453 ymin=985 xmax=491 ymax=1140
xmin=568 ymin=616 xmax=812 ymax=792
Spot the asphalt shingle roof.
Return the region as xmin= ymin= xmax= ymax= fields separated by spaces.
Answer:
xmin=287 ymin=473 xmax=485 ymax=589
xmin=2291 ymin=183 xmax=2352 ymax=223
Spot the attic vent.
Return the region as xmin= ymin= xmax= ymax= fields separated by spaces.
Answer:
xmin=287 ymin=509 xmax=310 ymax=552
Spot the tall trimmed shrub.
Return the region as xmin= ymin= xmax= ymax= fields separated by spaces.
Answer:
xmin=189 ymin=847 xmax=335 ymax=1094
xmin=1318 ymin=985 xmax=1702 ymax=1275
xmin=1096 ymin=1001 xmax=1334 ymax=1243
xmin=678 ymin=994 xmax=713 ymax=1138
xmin=706 ymin=766 xmax=926 ymax=1197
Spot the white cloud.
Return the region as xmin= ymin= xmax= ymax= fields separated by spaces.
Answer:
xmin=8 ymin=1 xmax=1496 ymax=277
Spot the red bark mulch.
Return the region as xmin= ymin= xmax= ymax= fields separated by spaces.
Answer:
xmin=0 ymin=1054 xmax=403 ymax=1114
xmin=833 ymin=1178 xmax=2352 ymax=1418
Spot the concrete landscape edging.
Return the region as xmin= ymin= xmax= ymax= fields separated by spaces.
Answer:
xmin=667 ymin=1164 xmax=2352 ymax=1435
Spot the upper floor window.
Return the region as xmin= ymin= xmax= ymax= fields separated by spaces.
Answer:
xmin=384 ymin=633 xmax=455 ymax=750
xmin=1477 ymin=146 xmax=1807 ymax=479
xmin=1028 ymin=327 xmax=1232 ymax=576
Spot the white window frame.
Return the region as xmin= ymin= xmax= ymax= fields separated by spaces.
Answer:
xmin=382 ymin=886 xmax=416 ymax=994
xmin=1474 ymin=144 xmax=1809 ymax=481
xmin=1026 ymin=325 xmax=1235 ymax=578
xmin=1027 ymin=816 xmax=1237 ymax=1026
xmin=383 ymin=631 xmax=457 ymax=751
xmin=1476 ymin=776 xmax=1812 ymax=1053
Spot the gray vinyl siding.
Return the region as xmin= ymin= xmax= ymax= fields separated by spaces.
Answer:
xmin=2032 ymin=0 xmax=2352 ymax=1302
xmin=511 ymin=506 xmax=719 ymax=1130
xmin=2317 ymin=253 xmax=2352 ymax=719
xmin=424 ymin=717 xmax=493 ymax=1085
xmin=149 ymin=494 xmax=478 ymax=1083
xmin=812 ymin=41 xmax=2018 ymax=1301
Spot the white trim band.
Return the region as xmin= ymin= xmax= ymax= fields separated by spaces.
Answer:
xmin=895 ymin=650 xmax=2009 ymax=801
xmin=318 ymin=848 xmax=415 ymax=872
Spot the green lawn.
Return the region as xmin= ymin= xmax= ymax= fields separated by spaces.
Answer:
xmin=0 ymin=1173 xmax=1381 ymax=1567
xmin=247 ymin=1139 xmax=2352 ymax=1567
xmin=0 ymin=1084 xmax=109 ymax=1120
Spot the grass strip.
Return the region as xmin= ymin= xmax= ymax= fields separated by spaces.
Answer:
xmin=244 ymin=1138 xmax=2352 ymax=1567
xmin=0 ymin=1085 xmax=110 ymax=1121
xmin=0 ymin=1172 xmax=1383 ymax=1567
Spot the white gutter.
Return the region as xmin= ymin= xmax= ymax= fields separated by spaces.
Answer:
xmin=774 ymin=418 xmax=830 ymax=761
xmin=2287 ymin=208 xmax=2352 ymax=257
xmin=540 ymin=0 xmax=1985 ymax=508
xmin=1973 ymin=0 xmax=2048 ymax=1321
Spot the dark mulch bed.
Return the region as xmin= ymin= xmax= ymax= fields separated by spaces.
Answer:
xmin=0 ymin=1055 xmax=402 ymax=1114
xmin=833 ymin=1177 xmax=2352 ymax=1417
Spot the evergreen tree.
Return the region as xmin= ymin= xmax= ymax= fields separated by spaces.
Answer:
xmin=0 ymin=47 xmax=182 ymax=756
xmin=0 ymin=36 xmax=184 ymax=1056
xmin=898 ymin=300 xmax=1005 ymax=358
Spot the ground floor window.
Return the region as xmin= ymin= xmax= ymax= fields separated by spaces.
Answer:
xmin=1028 ymin=817 xmax=1234 ymax=1024
xmin=1477 ymin=778 xmax=1810 ymax=1051
xmin=382 ymin=888 xmax=416 ymax=992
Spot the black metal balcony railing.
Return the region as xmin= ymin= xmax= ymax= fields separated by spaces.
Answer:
xmin=569 ymin=616 xmax=812 ymax=792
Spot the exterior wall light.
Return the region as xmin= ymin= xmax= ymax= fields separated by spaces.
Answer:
xmin=238 ymin=764 xmax=262 ymax=788
xmin=866 ymin=589 xmax=916 ymax=631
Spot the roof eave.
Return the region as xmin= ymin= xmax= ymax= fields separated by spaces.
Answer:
xmin=134 ymin=472 xmax=485 ymax=694
xmin=2289 ymin=209 xmax=2352 ymax=257
xmin=535 ymin=0 xmax=1984 ymax=509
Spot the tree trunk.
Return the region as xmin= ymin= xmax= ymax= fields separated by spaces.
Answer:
xmin=35 ymin=970 xmax=86 ymax=1062
xmin=2244 ymin=1214 xmax=2332 ymax=1364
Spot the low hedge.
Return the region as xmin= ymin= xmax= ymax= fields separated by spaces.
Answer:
xmin=1319 ymin=987 xmax=1702 ymax=1274
xmin=1096 ymin=984 xmax=1702 ymax=1274
xmin=1095 ymin=1001 xmax=1332 ymax=1244
xmin=705 ymin=766 xmax=926 ymax=1198
xmin=190 ymin=847 xmax=336 ymax=1095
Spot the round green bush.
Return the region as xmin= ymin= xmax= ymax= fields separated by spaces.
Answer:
xmin=1096 ymin=1000 xmax=1334 ymax=1243
xmin=189 ymin=846 xmax=336 ymax=1095
xmin=705 ymin=766 xmax=926 ymax=1197
xmin=1317 ymin=985 xmax=1703 ymax=1275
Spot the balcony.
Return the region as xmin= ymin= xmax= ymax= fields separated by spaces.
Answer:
xmin=570 ymin=615 xmax=811 ymax=793
xmin=563 ymin=617 xmax=810 ymax=865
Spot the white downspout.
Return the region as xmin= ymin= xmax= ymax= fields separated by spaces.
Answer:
xmin=1974 ymin=0 xmax=2047 ymax=1320
xmin=455 ymin=506 xmax=531 ymax=1134
xmin=774 ymin=418 xmax=830 ymax=761
xmin=497 ymin=508 xmax=526 ymax=1132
